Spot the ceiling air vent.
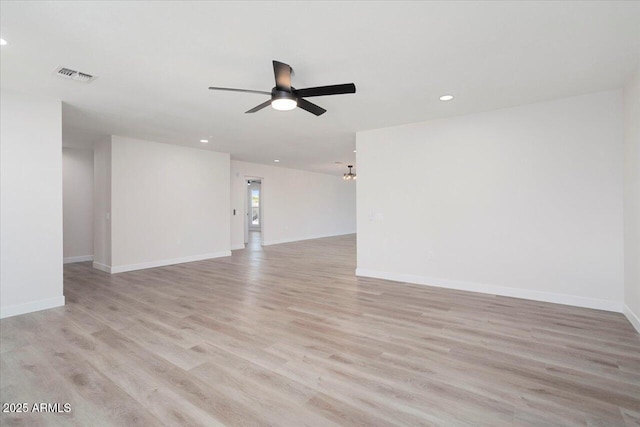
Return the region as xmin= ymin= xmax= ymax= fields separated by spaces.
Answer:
xmin=53 ymin=66 xmax=97 ymax=83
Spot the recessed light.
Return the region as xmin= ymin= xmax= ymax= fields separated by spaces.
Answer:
xmin=0 ymin=39 xmax=7 ymax=46
xmin=200 ymin=139 xmax=208 ymax=143
xmin=274 ymin=159 xmax=280 ymax=163
xmin=439 ymin=94 xmax=454 ymax=101
xmin=353 ymin=150 xmax=357 ymax=153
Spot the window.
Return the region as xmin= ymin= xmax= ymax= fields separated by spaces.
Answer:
xmin=251 ymin=189 xmax=260 ymax=225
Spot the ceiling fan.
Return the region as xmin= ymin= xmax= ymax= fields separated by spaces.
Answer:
xmin=208 ymin=60 xmax=356 ymax=116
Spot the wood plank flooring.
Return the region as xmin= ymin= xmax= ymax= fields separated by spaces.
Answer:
xmin=1 ymin=232 xmax=640 ymax=426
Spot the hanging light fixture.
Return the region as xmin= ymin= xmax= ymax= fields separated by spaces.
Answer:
xmin=343 ymin=165 xmax=356 ymax=180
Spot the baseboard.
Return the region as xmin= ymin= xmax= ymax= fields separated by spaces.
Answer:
xmin=0 ymin=296 xmax=65 ymax=319
xmin=263 ymin=231 xmax=356 ymax=247
xmin=64 ymin=255 xmax=94 ymax=264
xmin=110 ymin=251 xmax=232 ymax=274
xmin=231 ymin=244 xmax=245 ymax=250
xmin=624 ymin=304 xmax=640 ymax=334
xmin=355 ymin=268 xmax=623 ymax=313
xmin=92 ymin=261 xmax=112 ymax=273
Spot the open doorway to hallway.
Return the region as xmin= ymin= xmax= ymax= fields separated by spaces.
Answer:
xmin=244 ymin=177 xmax=263 ymax=248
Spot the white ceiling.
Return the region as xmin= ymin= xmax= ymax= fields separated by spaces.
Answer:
xmin=1 ymin=1 xmax=639 ymax=175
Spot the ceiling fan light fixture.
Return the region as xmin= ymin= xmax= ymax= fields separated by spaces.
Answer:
xmin=271 ymin=90 xmax=298 ymax=111
xmin=271 ymin=98 xmax=297 ymax=111
xmin=209 ymin=60 xmax=354 ymax=116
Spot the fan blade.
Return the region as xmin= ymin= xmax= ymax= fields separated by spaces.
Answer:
xmin=209 ymin=87 xmax=271 ymax=95
xmin=294 ymin=83 xmax=356 ymax=98
xmin=245 ymin=99 xmax=272 ymax=113
xmin=273 ymin=60 xmax=292 ymax=91
xmin=297 ymin=98 xmax=326 ymax=116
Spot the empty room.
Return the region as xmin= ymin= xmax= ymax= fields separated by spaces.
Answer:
xmin=1 ymin=1 xmax=639 ymax=425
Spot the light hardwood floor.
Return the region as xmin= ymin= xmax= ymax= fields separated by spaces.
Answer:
xmin=1 ymin=232 xmax=640 ymax=426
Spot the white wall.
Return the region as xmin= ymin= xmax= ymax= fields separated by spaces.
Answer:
xmin=356 ymin=90 xmax=624 ymax=312
xmin=107 ymin=136 xmax=230 ymax=273
xmin=623 ymin=66 xmax=640 ymax=331
xmin=93 ymin=136 xmax=112 ymax=271
xmin=62 ymin=147 xmax=93 ymax=263
xmin=0 ymin=89 xmax=64 ymax=318
xmin=230 ymin=161 xmax=356 ymax=248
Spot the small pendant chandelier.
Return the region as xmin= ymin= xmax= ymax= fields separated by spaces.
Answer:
xmin=343 ymin=164 xmax=356 ymax=180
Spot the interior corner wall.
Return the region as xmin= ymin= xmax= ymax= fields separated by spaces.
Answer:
xmin=93 ymin=136 xmax=112 ymax=272
xmin=109 ymin=136 xmax=231 ymax=273
xmin=63 ymin=147 xmax=94 ymax=263
xmin=623 ymin=66 xmax=640 ymax=332
xmin=0 ymin=89 xmax=64 ymax=318
xmin=230 ymin=160 xmax=356 ymax=249
xmin=356 ymin=90 xmax=624 ymax=312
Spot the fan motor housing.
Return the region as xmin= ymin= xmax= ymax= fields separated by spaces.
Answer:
xmin=271 ymin=88 xmax=297 ymax=102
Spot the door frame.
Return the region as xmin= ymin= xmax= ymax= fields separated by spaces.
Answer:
xmin=244 ymin=176 xmax=264 ymax=244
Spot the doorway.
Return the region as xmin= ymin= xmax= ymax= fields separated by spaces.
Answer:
xmin=244 ymin=177 xmax=262 ymax=246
